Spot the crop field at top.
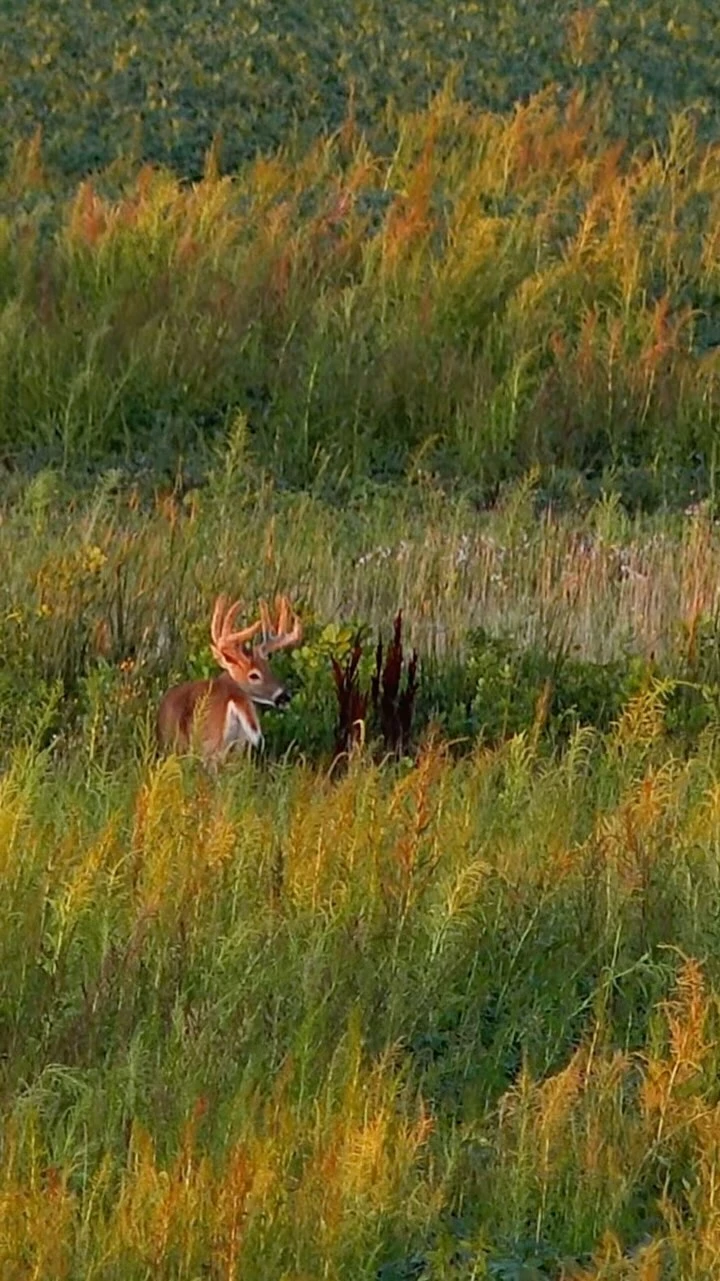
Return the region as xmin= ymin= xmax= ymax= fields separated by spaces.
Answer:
xmin=5 ymin=1 xmax=720 ymax=1279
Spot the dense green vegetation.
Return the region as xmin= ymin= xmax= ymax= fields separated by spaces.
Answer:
xmin=4 ymin=1 xmax=720 ymax=1276
xmin=2 ymin=0 xmax=719 ymax=179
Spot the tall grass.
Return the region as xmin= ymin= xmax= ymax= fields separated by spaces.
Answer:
xmin=3 ymin=463 xmax=720 ymax=739
xmin=4 ymin=459 xmax=720 ymax=1270
xmin=4 ymin=711 xmax=720 ymax=1275
xmin=6 ymin=87 xmax=720 ymax=1279
xmin=1 ymin=91 xmax=719 ymax=497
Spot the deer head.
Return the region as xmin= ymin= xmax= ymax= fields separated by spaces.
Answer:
xmin=210 ymin=594 xmax=303 ymax=707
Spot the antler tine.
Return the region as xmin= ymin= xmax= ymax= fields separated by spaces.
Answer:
xmin=256 ymin=594 xmax=303 ymax=656
xmin=211 ymin=594 xmax=229 ymax=648
xmin=211 ymin=595 xmax=263 ymax=650
xmin=224 ymin=598 xmax=264 ymax=647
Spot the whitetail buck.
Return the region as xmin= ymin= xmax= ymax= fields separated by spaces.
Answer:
xmin=157 ymin=594 xmax=303 ymax=762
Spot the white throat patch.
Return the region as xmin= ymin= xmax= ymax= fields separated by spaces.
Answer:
xmin=223 ymin=699 xmax=263 ymax=750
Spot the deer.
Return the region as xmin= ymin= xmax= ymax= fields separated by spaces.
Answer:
xmin=157 ymin=593 xmax=303 ymax=763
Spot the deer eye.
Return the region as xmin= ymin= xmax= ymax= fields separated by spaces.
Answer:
xmin=248 ymin=670 xmax=262 ymax=682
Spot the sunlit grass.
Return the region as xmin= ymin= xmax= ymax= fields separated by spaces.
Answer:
xmin=4 ymin=717 xmax=720 ymax=1275
xmin=5 ymin=86 xmax=720 ymax=1278
xmin=4 ymin=466 xmax=720 ymax=1274
xmin=0 ymin=90 xmax=719 ymax=495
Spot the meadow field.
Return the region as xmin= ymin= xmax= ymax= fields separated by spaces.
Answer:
xmin=4 ymin=2 xmax=720 ymax=1277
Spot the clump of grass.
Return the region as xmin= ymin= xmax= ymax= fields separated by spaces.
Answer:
xmin=1 ymin=90 xmax=719 ymax=498
xmin=371 ymin=610 xmax=419 ymax=757
xmin=331 ymin=631 xmax=369 ymax=757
